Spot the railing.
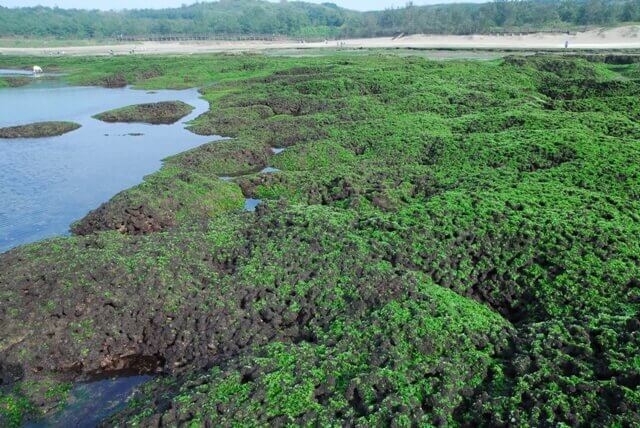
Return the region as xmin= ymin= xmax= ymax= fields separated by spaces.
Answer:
xmin=113 ymin=27 xmax=592 ymax=43
xmin=114 ymin=33 xmax=291 ymax=42
xmin=484 ymin=27 xmax=589 ymax=36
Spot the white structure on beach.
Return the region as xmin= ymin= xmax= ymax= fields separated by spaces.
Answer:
xmin=33 ymin=65 xmax=43 ymax=74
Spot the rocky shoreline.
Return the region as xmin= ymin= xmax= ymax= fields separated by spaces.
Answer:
xmin=1 ymin=53 xmax=639 ymax=426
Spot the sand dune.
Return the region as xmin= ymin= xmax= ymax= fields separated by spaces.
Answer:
xmin=1 ymin=25 xmax=640 ymax=56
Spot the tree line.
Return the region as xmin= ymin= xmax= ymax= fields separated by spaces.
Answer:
xmin=346 ymin=0 xmax=640 ymax=37
xmin=0 ymin=0 xmax=639 ymax=39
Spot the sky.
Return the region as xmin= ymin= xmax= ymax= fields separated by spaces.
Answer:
xmin=0 ymin=0 xmax=485 ymax=12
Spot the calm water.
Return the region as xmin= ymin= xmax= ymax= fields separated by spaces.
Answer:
xmin=25 ymin=375 xmax=151 ymax=428
xmin=0 ymin=78 xmax=215 ymax=252
xmin=244 ymin=198 xmax=262 ymax=212
xmin=0 ymin=68 xmax=33 ymax=76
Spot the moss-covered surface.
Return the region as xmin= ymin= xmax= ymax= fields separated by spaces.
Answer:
xmin=70 ymin=138 xmax=262 ymax=235
xmin=93 ymin=101 xmax=194 ymax=125
xmin=0 ymin=121 xmax=80 ymax=138
xmin=0 ymin=76 xmax=31 ymax=88
xmin=1 ymin=53 xmax=640 ymax=426
xmin=0 ymin=378 xmax=71 ymax=428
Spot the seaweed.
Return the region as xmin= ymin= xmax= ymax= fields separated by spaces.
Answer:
xmin=0 ymin=121 xmax=80 ymax=139
xmin=0 ymin=53 xmax=639 ymax=426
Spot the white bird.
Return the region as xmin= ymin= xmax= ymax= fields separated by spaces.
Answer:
xmin=33 ymin=65 xmax=43 ymax=74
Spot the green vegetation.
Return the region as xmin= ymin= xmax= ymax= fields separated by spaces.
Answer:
xmin=0 ymin=391 xmax=33 ymax=428
xmin=0 ymin=0 xmax=352 ymax=39
xmin=2 ymin=0 xmax=640 ymax=40
xmin=348 ymin=0 xmax=640 ymax=37
xmin=0 ymin=54 xmax=305 ymax=90
xmin=70 ymin=147 xmax=246 ymax=235
xmin=0 ymin=379 xmax=71 ymax=428
xmin=0 ymin=121 xmax=80 ymax=138
xmin=0 ymin=76 xmax=31 ymax=88
xmin=93 ymin=101 xmax=194 ymax=125
xmin=1 ymin=52 xmax=640 ymax=425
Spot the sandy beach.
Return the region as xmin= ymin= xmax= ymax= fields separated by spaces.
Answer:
xmin=1 ymin=25 xmax=640 ymax=56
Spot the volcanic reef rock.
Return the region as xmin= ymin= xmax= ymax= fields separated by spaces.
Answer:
xmin=70 ymin=138 xmax=270 ymax=236
xmin=93 ymin=101 xmax=194 ymax=125
xmin=1 ymin=54 xmax=640 ymax=426
xmin=0 ymin=121 xmax=81 ymax=139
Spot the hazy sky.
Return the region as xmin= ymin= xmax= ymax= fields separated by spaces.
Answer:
xmin=0 ymin=0 xmax=485 ymax=12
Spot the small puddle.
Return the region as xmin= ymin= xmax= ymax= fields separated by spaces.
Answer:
xmin=25 ymin=375 xmax=150 ymax=428
xmin=244 ymin=198 xmax=261 ymax=212
xmin=219 ymin=176 xmax=233 ymax=181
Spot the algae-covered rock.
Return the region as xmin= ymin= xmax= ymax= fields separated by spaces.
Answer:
xmin=93 ymin=101 xmax=194 ymax=125
xmin=0 ymin=121 xmax=80 ymax=139
xmin=107 ymin=282 xmax=511 ymax=426
xmin=0 ymin=76 xmax=31 ymax=88
xmin=70 ymin=138 xmax=268 ymax=236
xmin=70 ymin=166 xmax=244 ymax=235
xmin=2 ymin=54 xmax=640 ymax=427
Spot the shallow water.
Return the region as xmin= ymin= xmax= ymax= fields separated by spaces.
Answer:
xmin=25 ymin=375 xmax=151 ymax=428
xmin=260 ymin=167 xmax=281 ymax=174
xmin=0 ymin=68 xmax=33 ymax=76
xmin=244 ymin=198 xmax=261 ymax=212
xmin=0 ymin=80 xmax=216 ymax=252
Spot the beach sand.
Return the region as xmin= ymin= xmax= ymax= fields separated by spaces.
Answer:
xmin=1 ymin=25 xmax=640 ymax=56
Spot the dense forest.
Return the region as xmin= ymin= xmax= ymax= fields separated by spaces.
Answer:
xmin=0 ymin=0 xmax=639 ymax=39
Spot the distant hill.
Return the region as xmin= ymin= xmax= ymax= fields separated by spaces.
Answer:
xmin=0 ymin=0 xmax=639 ymax=39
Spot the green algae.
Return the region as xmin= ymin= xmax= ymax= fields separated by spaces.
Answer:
xmin=0 ymin=379 xmax=72 ymax=428
xmin=93 ymin=101 xmax=194 ymax=125
xmin=69 ymin=139 xmax=258 ymax=235
xmin=1 ymin=52 xmax=639 ymax=426
xmin=0 ymin=76 xmax=31 ymax=88
xmin=119 ymin=281 xmax=509 ymax=426
xmin=0 ymin=391 xmax=33 ymax=428
xmin=0 ymin=121 xmax=80 ymax=139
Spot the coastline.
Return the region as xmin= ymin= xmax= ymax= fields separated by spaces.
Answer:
xmin=1 ymin=52 xmax=639 ymax=426
xmin=0 ymin=25 xmax=640 ymax=56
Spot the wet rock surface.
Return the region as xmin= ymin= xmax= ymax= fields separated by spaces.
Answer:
xmin=0 ymin=121 xmax=80 ymax=138
xmin=70 ymin=138 xmax=266 ymax=236
xmin=93 ymin=101 xmax=194 ymax=125
xmin=0 ymin=76 xmax=31 ymax=88
xmin=2 ymin=54 xmax=640 ymax=426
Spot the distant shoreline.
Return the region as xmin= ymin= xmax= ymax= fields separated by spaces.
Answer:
xmin=1 ymin=25 xmax=640 ymax=56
